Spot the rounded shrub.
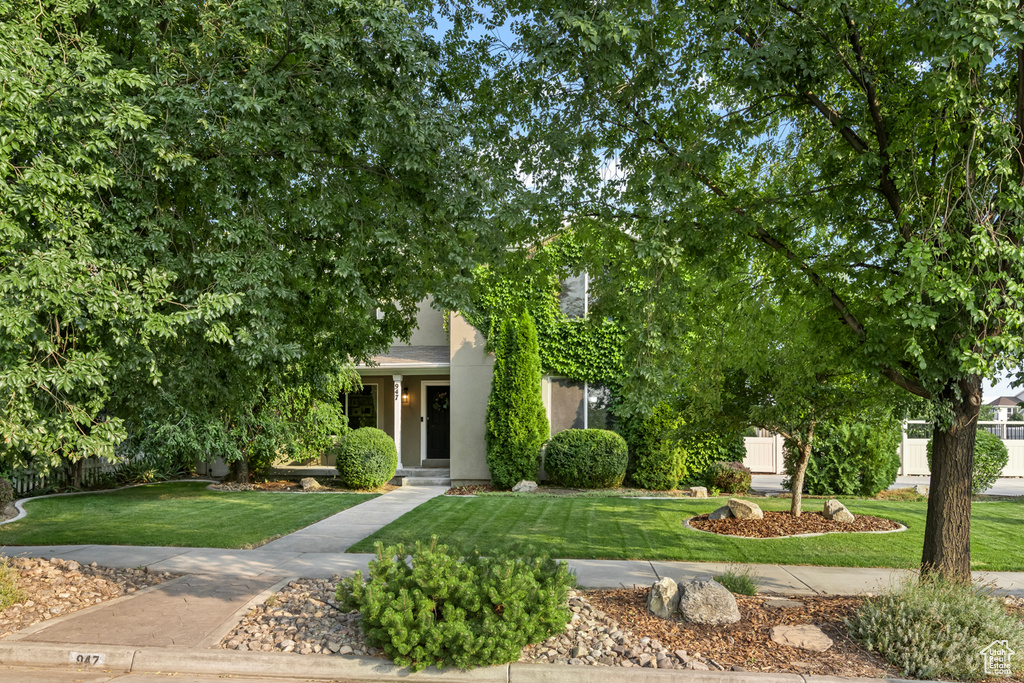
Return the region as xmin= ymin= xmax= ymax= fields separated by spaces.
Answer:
xmin=847 ymin=579 xmax=1024 ymax=680
xmin=544 ymin=429 xmax=628 ymax=488
xmin=331 ymin=427 xmax=397 ymax=490
xmin=926 ymin=429 xmax=1008 ymax=495
xmin=784 ymin=415 xmax=901 ymax=497
xmin=705 ymin=461 xmax=751 ymax=494
xmin=621 ymin=403 xmax=686 ymax=490
xmin=336 ymin=538 xmax=573 ymax=671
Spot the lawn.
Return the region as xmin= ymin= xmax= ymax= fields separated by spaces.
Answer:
xmin=348 ymin=495 xmax=1024 ymax=571
xmin=0 ymin=482 xmax=377 ymax=549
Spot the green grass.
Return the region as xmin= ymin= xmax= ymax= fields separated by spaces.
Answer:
xmin=348 ymin=496 xmax=1024 ymax=570
xmin=715 ymin=566 xmax=759 ymax=595
xmin=0 ymin=482 xmax=377 ymax=549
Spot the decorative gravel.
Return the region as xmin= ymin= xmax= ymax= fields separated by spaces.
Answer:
xmin=0 ymin=557 xmax=175 ymax=638
xmin=220 ymin=577 xmax=383 ymax=657
xmin=689 ymin=510 xmax=902 ymax=538
xmin=218 ymin=579 xmax=908 ymax=677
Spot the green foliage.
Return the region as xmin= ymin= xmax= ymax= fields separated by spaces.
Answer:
xmin=713 ymin=568 xmax=758 ymax=596
xmin=847 ymin=579 xmax=1024 ymax=680
xmin=784 ymin=415 xmax=902 ymax=497
xmin=0 ymin=560 xmax=24 ymax=611
xmin=466 ymin=231 xmax=624 ymax=385
xmin=486 ymin=312 xmax=550 ymax=489
xmin=705 ymin=462 xmax=751 ymax=495
xmin=335 ymin=538 xmax=573 ymax=671
xmin=680 ymin=430 xmax=747 ymax=488
xmin=620 ymin=403 xmax=686 ymax=490
xmin=1 ymin=0 xmax=504 ymax=479
xmin=0 ymin=479 xmax=13 ymax=508
xmin=331 ymin=428 xmax=398 ymax=490
xmin=926 ymin=430 xmax=1009 ymax=495
xmin=543 ymin=429 xmax=628 ymax=489
xmin=268 ymin=371 xmax=358 ymax=465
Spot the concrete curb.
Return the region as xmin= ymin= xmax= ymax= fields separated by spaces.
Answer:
xmin=1 ymin=479 xmax=218 ymax=527
xmin=682 ymin=517 xmax=909 ymax=540
xmin=0 ymin=643 xmax=917 ymax=682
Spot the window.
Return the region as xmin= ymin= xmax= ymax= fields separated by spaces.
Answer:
xmin=558 ymin=272 xmax=587 ymax=318
xmin=343 ymin=385 xmax=378 ymax=430
xmin=548 ymin=379 xmax=614 ymax=434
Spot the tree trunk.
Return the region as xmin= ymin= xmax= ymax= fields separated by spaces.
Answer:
xmin=231 ymin=457 xmax=250 ymax=485
xmin=921 ymin=375 xmax=980 ymax=582
xmin=789 ymin=424 xmax=814 ymax=517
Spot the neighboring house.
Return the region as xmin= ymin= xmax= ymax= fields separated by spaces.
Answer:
xmin=987 ymin=395 xmax=1023 ymax=421
xmin=345 ymin=287 xmax=611 ymax=486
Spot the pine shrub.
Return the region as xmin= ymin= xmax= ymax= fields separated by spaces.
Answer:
xmin=847 ymin=578 xmax=1024 ymax=680
xmin=485 ymin=311 xmax=549 ymax=489
xmin=336 ymin=538 xmax=573 ymax=671
xmin=330 ymin=427 xmax=397 ymax=489
xmin=926 ymin=430 xmax=1008 ymax=495
xmin=621 ymin=402 xmax=686 ymax=490
xmin=705 ymin=461 xmax=751 ymax=494
xmin=784 ymin=415 xmax=901 ymax=497
xmin=544 ymin=429 xmax=628 ymax=488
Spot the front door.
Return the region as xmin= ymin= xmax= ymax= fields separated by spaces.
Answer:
xmin=424 ymin=384 xmax=451 ymax=460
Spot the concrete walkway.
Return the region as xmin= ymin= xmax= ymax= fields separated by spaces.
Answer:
xmin=258 ymin=485 xmax=447 ymax=553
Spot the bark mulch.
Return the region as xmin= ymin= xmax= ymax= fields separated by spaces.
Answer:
xmin=211 ymin=480 xmax=397 ymax=494
xmin=689 ymin=510 xmax=901 ymax=538
xmin=446 ymin=484 xmax=499 ymax=495
xmin=586 ymin=587 xmax=897 ymax=677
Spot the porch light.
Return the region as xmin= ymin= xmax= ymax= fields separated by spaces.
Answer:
xmin=402 ymin=387 xmax=410 ymax=405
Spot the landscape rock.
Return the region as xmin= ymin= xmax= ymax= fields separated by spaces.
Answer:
xmin=770 ymin=624 xmax=834 ymax=652
xmin=823 ymin=499 xmax=854 ymax=523
xmin=688 ymin=487 xmax=708 ymax=498
xmin=299 ymin=477 xmax=324 ymax=491
xmin=708 ymin=505 xmax=732 ymax=520
xmin=914 ymin=484 xmax=929 ymax=496
xmin=727 ymin=498 xmax=763 ymax=520
xmin=512 ymin=480 xmax=538 ymax=493
xmin=764 ymin=598 xmax=804 ymax=609
xmin=646 ymin=577 xmax=680 ymax=619
xmin=677 ymin=579 xmax=741 ymax=625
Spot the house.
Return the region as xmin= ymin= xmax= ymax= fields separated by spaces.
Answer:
xmin=987 ymin=395 xmax=1022 ymax=421
xmin=344 ymin=288 xmax=611 ymax=486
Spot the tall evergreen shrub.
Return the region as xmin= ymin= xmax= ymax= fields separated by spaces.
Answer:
xmin=486 ymin=311 xmax=549 ymax=489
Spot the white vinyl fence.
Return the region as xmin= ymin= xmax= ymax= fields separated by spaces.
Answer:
xmin=742 ymin=421 xmax=1024 ymax=477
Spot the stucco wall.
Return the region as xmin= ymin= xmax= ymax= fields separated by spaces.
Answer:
xmin=449 ymin=312 xmax=494 ymax=483
xmin=406 ymin=296 xmax=447 ymax=347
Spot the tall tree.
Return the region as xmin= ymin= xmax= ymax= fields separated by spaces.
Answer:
xmin=467 ymin=0 xmax=1024 ymax=579
xmin=1 ymin=0 xmax=507 ymax=475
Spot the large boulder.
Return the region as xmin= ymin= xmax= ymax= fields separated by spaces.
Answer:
xmin=677 ymin=579 xmax=741 ymax=625
xmin=300 ymin=477 xmax=324 ymax=491
xmin=647 ymin=577 xmax=681 ymax=619
xmin=727 ymin=498 xmax=763 ymax=520
xmin=823 ymin=499 xmax=854 ymax=523
xmin=688 ymin=486 xmax=708 ymax=498
xmin=512 ymin=480 xmax=538 ymax=493
xmin=708 ymin=505 xmax=733 ymax=520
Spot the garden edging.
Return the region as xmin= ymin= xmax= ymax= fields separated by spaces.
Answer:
xmin=682 ymin=517 xmax=908 ymax=540
xmin=0 ymin=641 xmax=915 ymax=683
xmin=0 ymin=479 xmax=218 ymax=527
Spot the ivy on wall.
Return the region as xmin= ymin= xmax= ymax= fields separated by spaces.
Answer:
xmin=465 ymin=233 xmax=625 ymax=385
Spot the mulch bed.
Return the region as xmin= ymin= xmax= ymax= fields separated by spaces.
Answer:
xmin=689 ymin=510 xmax=902 ymax=538
xmin=210 ymin=480 xmax=397 ymax=494
xmin=445 ymin=484 xmax=499 ymax=495
xmin=587 ymin=587 xmax=895 ymax=677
